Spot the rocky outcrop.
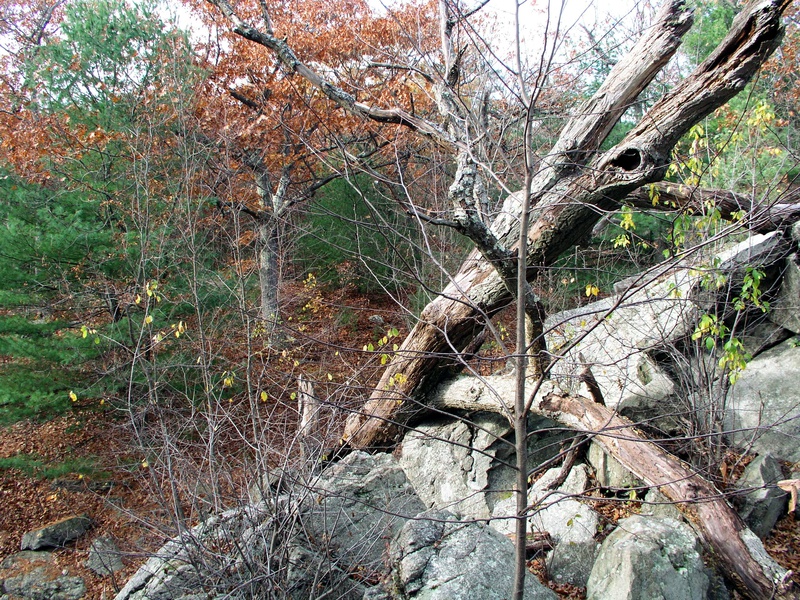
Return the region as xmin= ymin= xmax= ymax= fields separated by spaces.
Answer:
xmin=1 ymin=551 xmax=85 ymax=600
xmin=303 ymin=450 xmax=426 ymax=572
xmin=120 ymin=451 xmax=563 ymax=600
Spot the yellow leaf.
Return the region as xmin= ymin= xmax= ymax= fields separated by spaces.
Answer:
xmin=141 ymin=460 xmax=149 ymax=468
xmin=260 ymin=391 xmax=268 ymax=402
xmin=69 ymin=391 xmax=78 ymax=402
xmin=135 ymin=294 xmax=141 ymax=304
xmin=327 ymin=373 xmax=333 ymax=381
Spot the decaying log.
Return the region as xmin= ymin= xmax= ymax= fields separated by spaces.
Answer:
xmin=341 ymin=0 xmax=792 ymax=449
xmin=539 ymin=390 xmax=797 ymax=600
xmin=626 ymin=182 xmax=800 ymax=233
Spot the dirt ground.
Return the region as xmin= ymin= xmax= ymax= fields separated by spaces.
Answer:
xmin=0 ymin=414 xmax=167 ymax=599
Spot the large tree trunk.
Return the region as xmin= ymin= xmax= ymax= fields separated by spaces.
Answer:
xmin=342 ymin=0 xmax=792 ymax=449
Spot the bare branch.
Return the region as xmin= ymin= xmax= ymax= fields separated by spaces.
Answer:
xmin=206 ymin=0 xmax=457 ymax=146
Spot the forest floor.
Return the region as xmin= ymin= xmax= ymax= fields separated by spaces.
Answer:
xmin=1 ymin=284 xmax=800 ymax=599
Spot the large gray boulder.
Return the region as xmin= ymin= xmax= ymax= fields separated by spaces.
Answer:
xmin=20 ymin=514 xmax=93 ymax=551
xmin=545 ymin=270 xmax=695 ymax=412
xmin=304 ymin=451 xmax=426 ymax=572
xmin=386 ymin=509 xmax=557 ymax=600
xmin=586 ymin=515 xmax=709 ymax=600
xmin=400 ymin=411 xmax=566 ymax=521
xmin=725 ymin=339 xmax=800 ymax=462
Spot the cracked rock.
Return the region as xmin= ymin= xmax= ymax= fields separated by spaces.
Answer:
xmin=386 ymin=509 xmax=556 ymax=600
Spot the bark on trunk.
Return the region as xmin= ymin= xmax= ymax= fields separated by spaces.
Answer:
xmin=539 ymin=391 xmax=797 ymax=600
xmin=258 ymin=214 xmax=280 ymax=330
xmin=342 ymin=0 xmax=792 ymax=449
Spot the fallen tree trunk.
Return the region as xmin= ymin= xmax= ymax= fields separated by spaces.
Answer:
xmin=342 ymin=0 xmax=793 ymax=449
xmin=426 ymin=372 xmax=797 ymax=599
xmin=625 ymin=182 xmax=800 ymax=234
xmin=539 ymin=390 xmax=797 ymax=600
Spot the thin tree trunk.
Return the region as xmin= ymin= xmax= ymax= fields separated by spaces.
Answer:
xmin=258 ymin=213 xmax=280 ymax=335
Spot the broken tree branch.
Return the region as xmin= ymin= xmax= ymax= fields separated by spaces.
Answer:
xmin=539 ymin=390 xmax=797 ymax=600
xmin=342 ymin=0 xmax=791 ymax=450
xmin=626 ymin=181 xmax=800 ymax=233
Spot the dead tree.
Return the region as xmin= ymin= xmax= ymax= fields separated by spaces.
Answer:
xmin=340 ymin=0 xmax=794 ymax=450
xmin=208 ymin=0 xmax=797 ymax=597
